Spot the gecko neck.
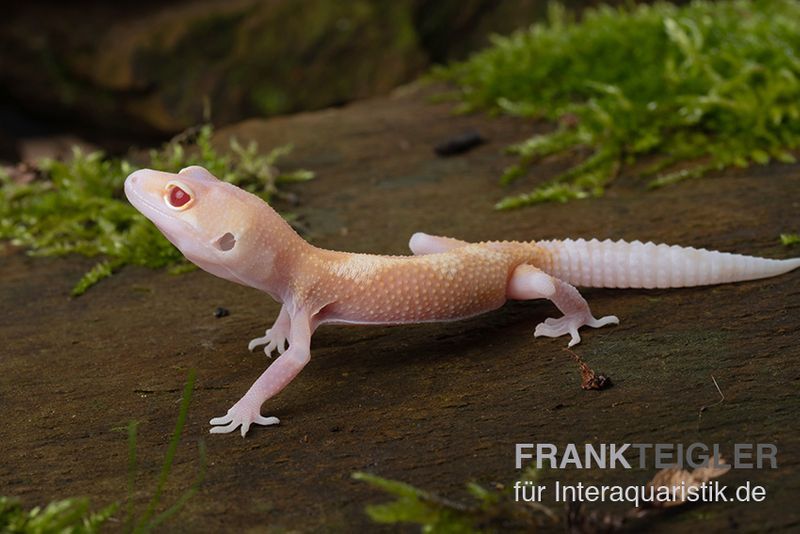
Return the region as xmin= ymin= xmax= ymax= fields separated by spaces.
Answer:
xmin=240 ymin=202 xmax=314 ymax=303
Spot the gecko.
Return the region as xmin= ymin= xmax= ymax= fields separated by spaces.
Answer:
xmin=124 ymin=165 xmax=800 ymax=437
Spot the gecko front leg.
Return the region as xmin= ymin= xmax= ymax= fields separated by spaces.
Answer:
xmin=248 ymin=305 xmax=291 ymax=358
xmin=508 ymin=264 xmax=619 ymax=347
xmin=212 ymin=310 xmax=312 ymax=437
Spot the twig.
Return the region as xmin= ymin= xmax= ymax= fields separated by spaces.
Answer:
xmin=697 ymin=374 xmax=725 ymax=429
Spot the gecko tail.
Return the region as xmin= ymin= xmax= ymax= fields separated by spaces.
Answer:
xmin=537 ymin=238 xmax=800 ymax=289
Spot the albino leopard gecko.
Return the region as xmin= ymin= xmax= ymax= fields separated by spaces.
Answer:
xmin=124 ymin=166 xmax=800 ymax=437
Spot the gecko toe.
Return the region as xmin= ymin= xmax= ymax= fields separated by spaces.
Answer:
xmin=250 ymin=328 xmax=289 ymax=358
xmin=209 ymin=422 xmax=237 ymax=434
xmin=209 ymin=414 xmax=233 ymax=425
xmin=240 ymin=422 xmax=251 ymax=438
xmin=589 ymin=315 xmax=619 ymax=328
xmin=248 ymin=337 xmax=266 ymax=352
xmin=567 ymin=328 xmax=581 ymax=347
xmin=534 ymin=317 xmax=568 ymax=338
xmin=255 ymin=415 xmax=280 ymax=426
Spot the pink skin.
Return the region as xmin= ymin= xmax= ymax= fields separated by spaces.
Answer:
xmin=124 ymin=166 xmax=800 ymax=437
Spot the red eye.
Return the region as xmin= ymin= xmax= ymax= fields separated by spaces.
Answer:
xmin=167 ymin=184 xmax=192 ymax=208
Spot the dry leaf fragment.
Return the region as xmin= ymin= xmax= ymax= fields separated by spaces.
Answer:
xmin=646 ymin=455 xmax=731 ymax=508
xmin=3 ymin=162 xmax=42 ymax=185
xmin=563 ymin=349 xmax=613 ymax=390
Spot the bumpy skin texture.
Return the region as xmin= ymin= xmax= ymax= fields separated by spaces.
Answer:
xmin=124 ymin=166 xmax=800 ymax=437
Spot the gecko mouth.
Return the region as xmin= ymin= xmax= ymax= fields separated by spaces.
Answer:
xmin=125 ymin=181 xmax=167 ymax=220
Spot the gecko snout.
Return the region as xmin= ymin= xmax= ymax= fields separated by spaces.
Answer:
xmin=123 ymin=170 xmax=145 ymax=204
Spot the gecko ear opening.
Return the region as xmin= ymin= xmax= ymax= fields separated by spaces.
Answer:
xmin=214 ymin=232 xmax=237 ymax=252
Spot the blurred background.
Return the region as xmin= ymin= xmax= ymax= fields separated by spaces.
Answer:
xmin=1 ymin=0 xmax=636 ymax=163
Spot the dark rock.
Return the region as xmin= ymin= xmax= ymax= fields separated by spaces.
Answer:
xmin=0 ymin=0 xmax=637 ymax=148
xmin=0 ymin=1 xmax=427 ymax=138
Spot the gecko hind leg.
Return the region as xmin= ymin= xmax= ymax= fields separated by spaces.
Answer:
xmin=248 ymin=305 xmax=291 ymax=358
xmin=408 ymin=232 xmax=469 ymax=255
xmin=508 ymin=264 xmax=619 ymax=347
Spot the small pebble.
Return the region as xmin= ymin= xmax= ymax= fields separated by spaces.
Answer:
xmin=434 ymin=130 xmax=486 ymax=156
xmin=213 ymin=307 xmax=230 ymax=318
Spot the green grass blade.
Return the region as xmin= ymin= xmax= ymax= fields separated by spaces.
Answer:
xmin=134 ymin=368 xmax=196 ymax=532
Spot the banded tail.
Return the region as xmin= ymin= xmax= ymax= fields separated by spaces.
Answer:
xmin=537 ymin=238 xmax=800 ymax=289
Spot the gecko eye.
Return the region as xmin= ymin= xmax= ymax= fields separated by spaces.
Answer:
xmin=164 ymin=181 xmax=194 ymax=210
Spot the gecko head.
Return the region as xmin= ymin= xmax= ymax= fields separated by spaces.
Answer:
xmin=124 ymin=166 xmax=263 ymax=284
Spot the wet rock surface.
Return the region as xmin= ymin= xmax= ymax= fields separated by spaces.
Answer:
xmin=1 ymin=85 xmax=799 ymax=532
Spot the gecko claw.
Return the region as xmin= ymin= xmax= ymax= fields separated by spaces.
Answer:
xmin=534 ymin=314 xmax=619 ymax=347
xmin=209 ymin=421 xmax=238 ymax=434
xmin=258 ymin=338 xmax=288 ymax=358
xmin=247 ymin=333 xmax=268 ymax=352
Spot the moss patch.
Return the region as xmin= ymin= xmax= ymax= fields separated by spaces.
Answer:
xmin=0 ymin=125 xmax=313 ymax=295
xmin=780 ymin=233 xmax=800 ymax=246
xmin=435 ymin=0 xmax=800 ymax=209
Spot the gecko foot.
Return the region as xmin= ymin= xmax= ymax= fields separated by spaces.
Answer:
xmin=209 ymin=400 xmax=279 ymax=437
xmin=534 ymin=313 xmax=619 ymax=347
xmin=248 ymin=329 xmax=289 ymax=358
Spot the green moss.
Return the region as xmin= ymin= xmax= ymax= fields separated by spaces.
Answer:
xmin=0 ymin=497 xmax=115 ymax=533
xmin=0 ymin=125 xmax=313 ymax=295
xmin=353 ymin=472 xmax=478 ymax=532
xmin=435 ymin=0 xmax=800 ymax=209
xmin=353 ymin=467 xmax=556 ymax=532
xmin=780 ymin=233 xmax=800 ymax=246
